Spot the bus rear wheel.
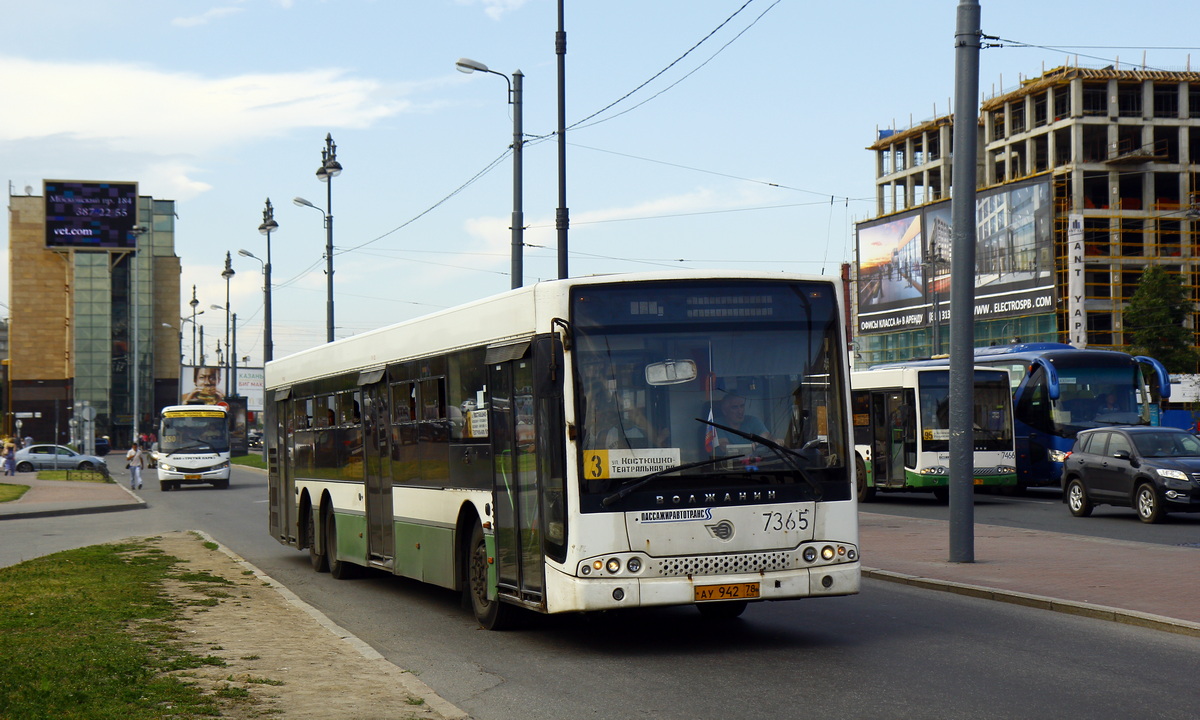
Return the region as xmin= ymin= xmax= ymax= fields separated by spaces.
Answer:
xmin=466 ymin=522 xmax=514 ymax=630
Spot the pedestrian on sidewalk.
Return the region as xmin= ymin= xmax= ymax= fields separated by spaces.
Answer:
xmin=3 ymin=442 xmax=15 ymax=476
xmin=125 ymin=442 xmax=144 ymax=490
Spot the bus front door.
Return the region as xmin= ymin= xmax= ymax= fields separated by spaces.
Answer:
xmin=362 ymin=382 xmax=394 ymax=569
xmin=267 ymin=396 xmax=294 ymax=544
xmin=488 ymin=357 xmax=546 ymax=608
xmin=871 ymin=391 xmax=907 ymax=488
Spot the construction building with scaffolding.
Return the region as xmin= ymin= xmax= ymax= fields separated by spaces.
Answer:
xmin=853 ymin=64 xmax=1200 ymax=368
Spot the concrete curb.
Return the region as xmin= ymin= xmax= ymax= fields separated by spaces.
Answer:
xmin=863 ymin=567 xmax=1200 ymax=638
xmin=0 ymin=481 xmax=147 ymax=522
xmin=193 ymin=530 xmax=472 ymax=720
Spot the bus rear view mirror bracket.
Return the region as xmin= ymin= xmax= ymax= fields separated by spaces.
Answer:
xmin=645 ymin=359 xmax=697 ymax=386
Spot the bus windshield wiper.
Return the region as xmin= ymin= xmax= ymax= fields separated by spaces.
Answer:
xmin=695 ymin=417 xmax=824 ymax=500
xmin=601 ymin=456 xmax=744 ymax=507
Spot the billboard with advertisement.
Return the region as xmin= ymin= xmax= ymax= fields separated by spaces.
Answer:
xmin=44 ymin=180 xmax=139 ymax=249
xmin=236 ymin=367 xmax=264 ymax=412
xmin=178 ymin=365 xmax=263 ymax=412
xmin=856 ymin=177 xmax=1056 ymax=335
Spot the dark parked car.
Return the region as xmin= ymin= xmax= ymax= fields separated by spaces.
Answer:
xmin=94 ymin=436 xmax=111 ymax=456
xmin=1061 ymin=426 xmax=1200 ymax=523
xmin=13 ymin=444 xmax=108 ymax=473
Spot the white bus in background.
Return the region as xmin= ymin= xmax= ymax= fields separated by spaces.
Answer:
xmin=154 ymin=405 xmax=232 ymax=491
xmin=851 ymin=366 xmax=1017 ymax=502
xmin=265 ymin=271 xmax=860 ymax=629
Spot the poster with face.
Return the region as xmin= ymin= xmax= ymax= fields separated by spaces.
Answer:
xmin=180 ymin=365 xmax=224 ymax=405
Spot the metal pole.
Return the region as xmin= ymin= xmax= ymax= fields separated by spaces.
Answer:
xmin=131 ymin=248 xmax=138 ymax=442
xmin=232 ymin=313 xmax=237 ymax=397
xmin=258 ymin=198 xmax=277 ymax=363
xmin=223 ymin=251 xmax=233 ymax=398
xmin=949 ymin=0 xmax=981 ymax=563
xmin=265 ymin=234 xmax=274 ymax=362
xmin=512 ymin=70 xmax=524 ymax=289
xmin=326 ymin=179 xmax=335 ymax=343
xmin=190 ymin=285 xmax=199 ymax=367
xmin=199 ymin=326 xmax=206 ymax=366
xmin=555 ymin=0 xmax=569 ymax=279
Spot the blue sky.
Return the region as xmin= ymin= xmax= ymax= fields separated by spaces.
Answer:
xmin=3 ymin=0 xmax=1198 ymax=361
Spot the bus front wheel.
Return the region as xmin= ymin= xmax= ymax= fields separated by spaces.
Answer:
xmin=324 ymin=508 xmax=357 ymax=579
xmin=856 ymin=456 xmax=875 ymax=503
xmin=697 ymin=600 xmax=747 ymax=621
xmin=466 ymin=522 xmax=514 ymax=630
xmin=308 ymin=505 xmax=328 ymax=572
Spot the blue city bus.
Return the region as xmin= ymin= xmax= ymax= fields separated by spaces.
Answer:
xmin=873 ymin=343 xmax=1171 ymax=488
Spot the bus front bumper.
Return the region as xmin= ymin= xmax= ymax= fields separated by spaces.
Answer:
xmin=545 ymin=560 xmax=861 ymax=614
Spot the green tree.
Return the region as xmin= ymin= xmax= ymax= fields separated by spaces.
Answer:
xmin=1124 ymin=265 xmax=1199 ymax=372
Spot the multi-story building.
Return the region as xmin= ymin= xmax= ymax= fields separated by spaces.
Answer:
xmin=6 ymin=184 xmax=181 ymax=448
xmin=855 ymin=64 xmax=1200 ymax=367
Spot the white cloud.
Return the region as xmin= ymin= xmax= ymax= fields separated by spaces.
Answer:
xmin=171 ymin=6 xmax=245 ymax=27
xmin=0 ymin=56 xmax=408 ymax=155
xmin=455 ymin=0 xmax=531 ymax=21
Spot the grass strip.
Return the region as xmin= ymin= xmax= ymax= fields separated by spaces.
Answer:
xmin=0 ymin=540 xmax=227 ymax=719
xmin=0 ymin=483 xmax=30 ymax=503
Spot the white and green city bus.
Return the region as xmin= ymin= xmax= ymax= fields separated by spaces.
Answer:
xmin=266 ymin=271 xmax=860 ymax=629
xmin=851 ymin=366 xmax=1017 ymax=503
xmin=155 ymin=404 xmax=232 ymax=491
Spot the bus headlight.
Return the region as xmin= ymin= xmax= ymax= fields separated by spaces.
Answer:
xmin=821 ymin=545 xmax=836 ymax=561
xmin=803 ymin=547 xmax=818 ymax=563
xmin=606 ymin=558 xmax=622 ymax=574
xmin=920 ymin=466 xmax=948 ymax=475
xmin=626 ymin=557 xmax=643 ymax=573
xmin=996 ymin=466 xmax=1016 ymax=475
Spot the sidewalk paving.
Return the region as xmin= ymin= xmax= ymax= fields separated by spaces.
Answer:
xmin=0 ymin=473 xmax=145 ymax=520
xmin=858 ymin=511 xmax=1200 ymax=637
xmin=2 ymin=474 xmax=1197 ymax=637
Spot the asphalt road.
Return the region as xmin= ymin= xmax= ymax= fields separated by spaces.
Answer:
xmin=4 ymin=466 xmax=1198 ymax=719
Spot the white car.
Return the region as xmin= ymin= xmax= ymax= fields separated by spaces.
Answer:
xmin=14 ymin=444 xmax=108 ymax=473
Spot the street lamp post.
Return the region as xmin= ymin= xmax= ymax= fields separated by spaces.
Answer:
xmin=238 ymin=250 xmax=268 ymax=363
xmin=180 ymin=311 xmax=204 ymax=365
xmin=242 ymin=196 xmax=277 ymax=364
xmin=221 ymin=252 xmax=235 ymax=398
xmin=297 ymin=134 xmax=342 ymax=343
xmin=211 ymin=304 xmax=237 ymax=398
xmin=189 ymin=285 xmax=199 ymax=366
xmin=456 ymin=58 xmax=523 ymax=289
xmin=130 ymin=224 xmax=148 ymax=444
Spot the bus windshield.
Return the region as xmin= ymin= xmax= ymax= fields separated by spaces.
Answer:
xmin=917 ymin=370 xmax=1014 ymax=452
xmin=572 ymin=281 xmax=847 ymax=502
xmin=159 ymin=410 xmax=231 ymax=453
xmin=1025 ymin=361 xmax=1148 ymax=437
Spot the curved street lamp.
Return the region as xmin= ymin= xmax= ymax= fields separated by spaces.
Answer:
xmin=456 ymin=57 xmax=523 ymax=289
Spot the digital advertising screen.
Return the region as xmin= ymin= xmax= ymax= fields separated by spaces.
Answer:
xmin=44 ymin=180 xmax=139 ymax=249
xmin=855 ymin=177 xmax=1056 ymax=335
